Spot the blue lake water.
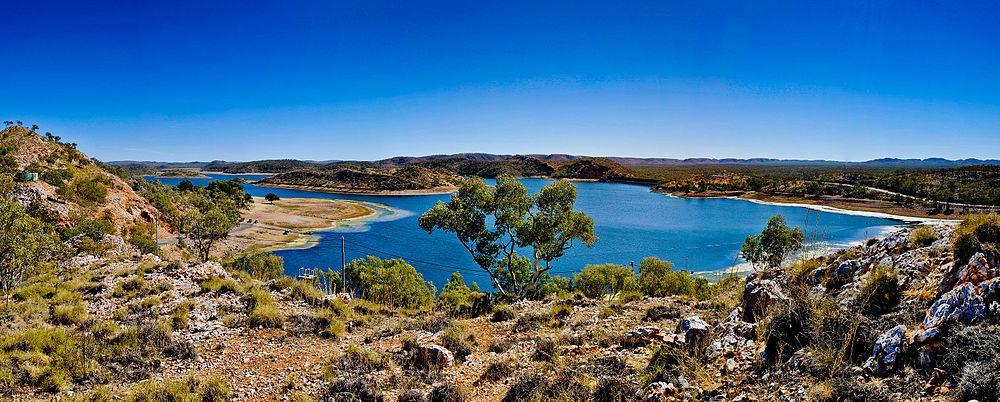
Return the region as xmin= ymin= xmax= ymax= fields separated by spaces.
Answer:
xmin=147 ymin=174 xmax=903 ymax=288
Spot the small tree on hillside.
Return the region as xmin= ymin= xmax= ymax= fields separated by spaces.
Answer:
xmin=741 ymin=215 xmax=805 ymax=271
xmin=419 ymin=175 xmax=596 ymax=298
xmin=177 ymin=179 xmax=195 ymax=192
xmin=265 ymin=193 xmax=280 ymax=204
xmin=182 ymin=206 xmax=239 ymax=262
xmin=0 ymin=198 xmax=57 ymax=293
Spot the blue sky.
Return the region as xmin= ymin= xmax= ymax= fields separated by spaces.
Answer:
xmin=2 ymin=1 xmax=998 ymax=162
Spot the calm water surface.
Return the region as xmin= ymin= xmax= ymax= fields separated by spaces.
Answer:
xmin=148 ymin=174 xmax=902 ymax=288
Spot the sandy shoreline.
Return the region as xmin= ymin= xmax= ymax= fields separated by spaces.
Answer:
xmin=740 ymin=198 xmax=960 ymax=224
xmin=215 ymin=197 xmax=384 ymax=257
xmin=658 ymin=191 xmax=961 ymax=224
xmin=255 ymin=182 xmax=459 ymax=196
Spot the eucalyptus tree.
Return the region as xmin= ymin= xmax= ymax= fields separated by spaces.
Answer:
xmin=420 ymin=175 xmax=595 ymax=298
xmin=740 ymin=215 xmax=805 ymax=271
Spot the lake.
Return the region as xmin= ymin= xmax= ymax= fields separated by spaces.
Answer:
xmin=147 ymin=174 xmax=903 ymax=288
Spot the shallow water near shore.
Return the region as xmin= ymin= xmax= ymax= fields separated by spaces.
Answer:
xmin=147 ymin=174 xmax=903 ymax=289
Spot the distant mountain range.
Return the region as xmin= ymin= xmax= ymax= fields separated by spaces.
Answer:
xmin=110 ymin=154 xmax=1000 ymax=174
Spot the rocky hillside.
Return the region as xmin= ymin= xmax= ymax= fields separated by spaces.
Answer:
xmin=404 ymin=154 xmax=556 ymax=178
xmin=5 ymin=219 xmax=998 ymax=401
xmin=0 ymin=125 xmax=166 ymax=232
xmin=256 ymin=165 xmax=463 ymax=194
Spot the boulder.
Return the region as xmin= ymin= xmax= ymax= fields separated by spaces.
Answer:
xmin=940 ymin=253 xmax=997 ymax=293
xmin=416 ymin=344 xmax=454 ymax=369
xmin=741 ymin=278 xmax=787 ymax=323
xmin=641 ymin=381 xmax=677 ymax=402
xmin=675 ymin=316 xmax=710 ymax=347
xmin=623 ymin=326 xmax=666 ymax=348
xmin=923 ymin=283 xmax=987 ymax=329
xmin=827 ymin=259 xmax=864 ymax=288
xmin=862 ymin=325 xmax=907 ymax=375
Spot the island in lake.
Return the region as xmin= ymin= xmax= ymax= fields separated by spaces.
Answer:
xmin=255 ymin=164 xmax=464 ymax=195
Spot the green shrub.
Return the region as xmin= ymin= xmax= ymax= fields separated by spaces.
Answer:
xmin=857 ymin=266 xmax=901 ymax=315
xmin=440 ymin=322 xmax=476 ymax=361
xmin=0 ymin=327 xmax=95 ymax=392
xmin=170 ymin=300 xmax=195 ymax=330
xmin=908 ymin=226 xmax=938 ymax=248
xmin=121 ymin=375 xmax=229 ymax=402
xmin=574 ymin=264 xmax=635 ymax=299
xmin=199 ymin=276 xmax=241 ymax=294
xmin=229 ymin=252 xmax=284 ymax=281
xmin=344 ymin=256 xmax=434 ymax=309
xmin=129 ymin=232 xmax=158 ymax=255
xmin=491 ymin=304 xmax=515 ymax=322
xmin=74 ymin=178 xmax=108 ymax=205
xmin=61 ymin=217 xmax=114 ymax=241
xmin=437 ymin=272 xmax=489 ymax=317
xmin=314 ymin=308 xmax=348 ymax=339
xmin=480 ymin=359 xmax=514 ymax=382
xmin=324 ymin=343 xmax=387 ymax=377
xmin=289 ymin=280 xmax=326 ymax=306
xmin=40 ymin=168 xmax=73 ymax=188
xmin=113 ymin=276 xmax=147 ymax=299
xmin=51 ymin=301 xmax=87 ymax=325
xmin=246 ymin=288 xmax=284 ymax=328
xmin=952 ymin=213 xmax=1000 ymax=264
xmin=636 ymin=257 xmax=710 ymax=299
xmin=549 ymin=301 xmax=573 ymax=321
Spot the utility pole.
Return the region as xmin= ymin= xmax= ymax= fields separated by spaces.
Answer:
xmin=341 ymin=236 xmax=346 ymax=293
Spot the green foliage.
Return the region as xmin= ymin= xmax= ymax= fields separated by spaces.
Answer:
xmin=51 ymin=301 xmax=88 ymax=325
xmin=741 ymin=215 xmax=806 ymax=270
xmin=205 ymin=180 xmax=253 ymax=210
xmin=908 ymin=226 xmax=938 ymax=248
xmin=85 ymin=375 xmax=230 ymax=402
xmin=440 ymin=321 xmax=477 ymax=361
xmin=138 ymin=181 xmax=182 ymax=227
xmin=62 ymin=217 xmax=114 ymax=241
xmin=952 ymin=213 xmax=1000 ymax=264
xmin=344 ymin=256 xmax=434 ymax=309
xmin=176 ymin=179 xmax=195 ymax=192
xmin=129 ymin=232 xmax=158 ymax=255
xmin=229 ymin=252 xmax=284 ymax=280
xmin=113 ymin=276 xmax=148 ymax=299
xmin=635 ymin=257 xmax=710 ymax=298
xmin=182 ymin=203 xmax=241 ymax=262
xmin=420 ymin=175 xmax=596 ymax=298
xmin=324 ymin=343 xmax=387 ymax=378
xmin=574 ymin=264 xmax=635 ymax=299
xmin=314 ymin=309 xmax=347 ymax=339
xmin=857 ymin=266 xmax=901 ymax=315
xmin=74 ymin=178 xmax=108 ymax=205
xmin=0 ymin=198 xmax=58 ymax=292
xmin=170 ymin=300 xmax=195 ymax=330
xmin=437 ymin=272 xmax=489 ymax=317
xmin=40 ymin=168 xmax=73 ymax=188
xmin=199 ymin=276 xmax=242 ymax=294
xmin=0 ymin=327 xmax=96 ymax=392
xmin=265 ymin=193 xmax=280 ymax=203
xmin=289 ymin=279 xmax=326 ymax=306
xmin=246 ymin=287 xmax=284 ymax=328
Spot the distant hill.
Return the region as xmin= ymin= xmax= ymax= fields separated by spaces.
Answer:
xmin=112 ymin=154 xmax=1000 ymax=174
xmin=256 ymin=165 xmax=463 ymax=194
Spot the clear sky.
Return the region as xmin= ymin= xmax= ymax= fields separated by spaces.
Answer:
xmin=3 ymin=1 xmax=998 ymax=162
